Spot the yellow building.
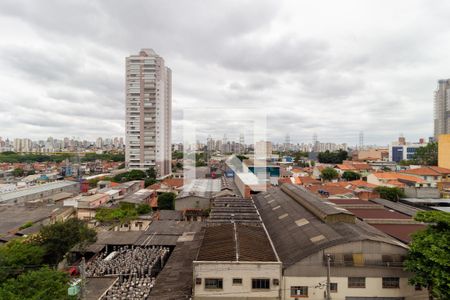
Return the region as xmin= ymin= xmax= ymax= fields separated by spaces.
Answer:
xmin=438 ymin=134 xmax=450 ymax=169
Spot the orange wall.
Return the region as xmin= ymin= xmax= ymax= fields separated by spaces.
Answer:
xmin=438 ymin=134 xmax=450 ymax=169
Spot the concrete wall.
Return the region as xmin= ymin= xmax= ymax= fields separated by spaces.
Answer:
xmin=193 ymin=261 xmax=282 ymax=299
xmin=404 ymin=186 xmax=440 ymax=199
xmin=282 ymin=276 xmax=425 ymax=300
xmin=175 ymin=196 xmax=210 ymax=210
xmin=282 ymin=240 xmax=426 ymax=299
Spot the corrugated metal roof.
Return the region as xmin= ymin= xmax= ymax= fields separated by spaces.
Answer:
xmin=196 ymin=224 xmax=277 ymax=262
xmin=371 ymin=224 xmax=426 ymax=243
xmin=254 ymin=186 xmax=404 ymax=268
xmin=370 ymin=198 xmax=422 ymax=217
xmin=0 ymin=181 xmax=78 ymax=202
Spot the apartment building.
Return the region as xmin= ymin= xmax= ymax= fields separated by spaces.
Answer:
xmin=125 ymin=49 xmax=172 ymax=178
xmin=434 ymin=79 xmax=450 ymax=138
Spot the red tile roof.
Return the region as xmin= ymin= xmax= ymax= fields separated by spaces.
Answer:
xmin=372 ymin=172 xmax=426 ymax=183
xmin=400 ymin=166 xmax=450 ymax=176
xmin=308 ymin=185 xmax=354 ymax=197
xmin=162 ymin=178 xmax=184 ymax=188
xmin=278 ymin=178 xmax=292 ymax=185
xmin=297 ymin=176 xmax=321 ymax=185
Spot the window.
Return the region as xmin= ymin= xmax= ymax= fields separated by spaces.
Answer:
xmin=330 ymin=282 xmax=338 ymax=293
xmin=273 ymin=278 xmax=279 ymax=286
xmin=252 ymin=278 xmax=270 ymax=289
xmin=195 ymin=278 xmax=202 ymax=285
xmin=233 ymin=278 xmax=242 ymax=285
xmin=205 ymin=278 xmax=223 ymax=289
xmin=348 ymin=277 xmax=366 ymax=288
xmin=291 ymin=286 xmax=308 ymax=297
xmin=382 ymin=277 xmax=400 ymax=288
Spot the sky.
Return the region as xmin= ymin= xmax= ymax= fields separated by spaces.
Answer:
xmin=0 ymin=0 xmax=449 ymax=146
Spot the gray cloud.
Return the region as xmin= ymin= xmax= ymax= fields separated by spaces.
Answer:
xmin=0 ymin=0 xmax=447 ymax=144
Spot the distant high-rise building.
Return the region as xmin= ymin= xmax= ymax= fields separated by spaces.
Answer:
xmin=434 ymin=79 xmax=450 ymax=138
xmin=125 ymin=49 xmax=172 ymax=177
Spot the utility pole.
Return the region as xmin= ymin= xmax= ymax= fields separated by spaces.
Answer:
xmin=80 ymin=257 xmax=86 ymax=300
xmin=326 ymin=254 xmax=331 ymax=300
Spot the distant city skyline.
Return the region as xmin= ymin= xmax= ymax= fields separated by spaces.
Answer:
xmin=1 ymin=1 xmax=450 ymax=144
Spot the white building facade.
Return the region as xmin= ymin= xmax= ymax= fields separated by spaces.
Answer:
xmin=125 ymin=49 xmax=172 ymax=177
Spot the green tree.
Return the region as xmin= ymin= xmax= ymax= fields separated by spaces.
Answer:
xmin=136 ymin=204 xmax=151 ymax=214
xmin=158 ymin=192 xmax=176 ymax=210
xmin=373 ymin=186 xmax=405 ymax=202
xmin=12 ymin=168 xmax=25 ymax=177
xmin=293 ymin=151 xmax=309 ymax=164
xmin=320 ymin=167 xmax=339 ymax=181
xmin=146 ymin=167 xmax=157 ymax=179
xmin=405 ymin=211 xmax=450 ymax=300
xmin=413 ymin=142 xmax=438 ymax=166
xmin=0 ymin=266 xmax=74 ymax=300
xmin=318 ymin=150 xmax=348 ymax=164
xmin=342 ymin=171 xmax=361 ymax=181
xmin=172 ymin=151 xmax=184 ymax=160
xmin=0 ymin=240 xmax=45 ymax=281
xmin=144 ymin=178 xmax=157 ymax=187
xmin=38 ymin=219 xmax=96 ymax=264
xmin=126 ymin=169 xmax=146 ymax=181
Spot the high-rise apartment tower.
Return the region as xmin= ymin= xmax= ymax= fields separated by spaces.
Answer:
xmin=434 ymin=79 xmax=450 ymax=139
xmin=125 ymin=49 xmax=172 ymax=177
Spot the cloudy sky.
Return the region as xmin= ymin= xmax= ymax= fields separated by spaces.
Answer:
xmin=0 ymin=0 xmax=449 ymax=145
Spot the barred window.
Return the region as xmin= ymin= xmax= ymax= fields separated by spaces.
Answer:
xmin=382 ymin=277 xmax=400 ymax=288
xmin=205 ymin=278 xmax=223 ymax=289
xmin=252 ymin=278 xmax=270 ymax=289
xmin=348 ymin=277 xmax=366 ymax=288
xmin=330 ymin=282 xmax=338 ymax=292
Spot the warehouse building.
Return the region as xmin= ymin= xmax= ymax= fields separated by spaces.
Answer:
xmin=193 ymin=224 xmax=281 ymax=300
xmin=253 ymin=184 xmax=427 ymax=300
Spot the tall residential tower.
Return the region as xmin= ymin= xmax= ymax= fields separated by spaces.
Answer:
xmin=125 ymin=49 xmax=172 ymax=178
xmin=434 ymin=79 xmax=450 ymax=139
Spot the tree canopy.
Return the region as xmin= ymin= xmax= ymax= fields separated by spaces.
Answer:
xmin=37 ymin=219 xmax=96 ymax=264
xmin=320 ymin=167 xmax=339 ymax=181
xmin=158 ymin=192 xmax=176 ymax=210
xmin=317 ymin=150 xmax=348 ymax=164
xmin=342 ymin=171 xmax=361 ymax=181
xmin=405 ymin=211 xmax=450 ymax=299
xmin=413 ymin=142 xmax=438 ymax=166
xmin=373 ymin=186 xmax=405 ymax=202
xmin=0 ymin=239 xmax=45 ymax=282
xmin=0 ymin=267 xmax=74 ymax=300
xmin=95 ymin=203 xmax=151 ymax=224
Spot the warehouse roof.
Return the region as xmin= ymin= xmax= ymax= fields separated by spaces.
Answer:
xmin=371 ymin=224 xmax=426 ymax=243
xmin=196 ymin=224 xmax=278 ymax=262
xmin=0 ymin=181 xmax=78 ymax=203
xmin=370 ymin=198 xmax=422 ymax=217
xmin=254 ymin=185 xmax=404 ymax=268
xmin=177 ymin=179 xmax=221 ymax=199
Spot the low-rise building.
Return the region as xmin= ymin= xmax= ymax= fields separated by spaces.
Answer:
xmin=0 ymin=180 xmax=79 ymax=204
xmin=253 ymin=184 xmax=426 ymax=300
xmin=193 ymin=224 xmax=281 ymax=300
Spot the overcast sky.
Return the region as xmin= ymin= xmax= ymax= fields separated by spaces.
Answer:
xmin=0 ymin=0 xmax=449 ymax=145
